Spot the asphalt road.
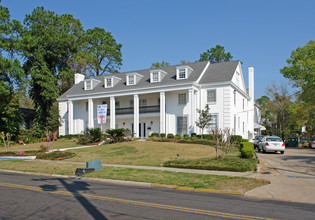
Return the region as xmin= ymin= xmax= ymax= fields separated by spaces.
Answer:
xmin=1 ymin=172 xmax=315 ymax=220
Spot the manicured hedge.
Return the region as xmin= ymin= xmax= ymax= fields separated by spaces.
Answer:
xmin=175 ymin=134 xmax=181 ymax=139
xmin=240 ymin=142 xmax=254 ymax=158
xmin=167 ymin=133 xmax=174 ymax=138
xmin=160 ymin=133 xmax=166 ymax=138
xmin=150 ymin=133 xmax=159 ymax=137
xmin=231 ymin=135 xmax=242 ymax=144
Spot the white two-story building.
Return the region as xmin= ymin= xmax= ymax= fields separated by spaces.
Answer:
xmin=57 ymin=60 xmax=260 ymax=140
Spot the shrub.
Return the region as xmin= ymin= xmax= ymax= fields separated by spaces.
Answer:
xmin=242 ymin=139 xmax=249 ymax=142
xmin=18 ymin=129 xmax=41 ymax=144
xmin=106 ymin=128 xmax=128 ymax=143
xmin=240 ymin=142 xmax=254 ymax=158
xmin=150 ymin=133 xmax=159 ymax=137
xmin=59 ymin=134 xmax=79 ymax=140
xmin=191 ymin=133 xmax=197 ymax=137
xmin=203 ymin=134 xmax=213 ymax=140
xmin=175 ymin=134 xmax=181 ymax=139
xmin=164 ymin=157 xmax=257 ymax=172
xmin=160 ymin=133 xmax=166 ymax=138
xmin=231 ymin=135 xmax=242 ymax=144
xmin=183 ymin=134 xmax=189 ymax=139
xmin=190 ymin=136 xmax=199 ymax=141
xmin=167 ymin=133 xmax=174 ymax=139
xmin=87 ymin=128 xmax=102 ymax=143
xmin=77 ymin=133 xmax=93 ymax=145
xmin=197 ymin=135 xmax=202 ymax=139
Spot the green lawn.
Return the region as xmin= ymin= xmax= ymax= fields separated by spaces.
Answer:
xmin=0 ymin=160 xmax=268 ymax=193
xmin=66 ymin=140 xmax=217 ymax=166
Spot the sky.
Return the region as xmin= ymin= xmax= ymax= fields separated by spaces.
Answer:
xmin=2 ymin=0 xmax=314 ymax=99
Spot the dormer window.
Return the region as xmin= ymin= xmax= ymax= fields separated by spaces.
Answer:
xmin=106 ymin=78 xmax=112 ymax=88
xmin=150 ymin=70 xmax=167 ymax=83
xmin=128 ymin=75 xmax=135 ymax=85
xmin=152 ymin=72 xmax=159 ymax=82
xmin=126 ymin=73 xmax=143 ymax=86
xmin=104 ymin=76 xmax=121 ymax=88
xmin=84 ymin=79 xmax=100 ymax=90
xmin=85 ymin=80 xmax=92 ymax=90
xmin=178 ymin=69 xmax=186 ymax=79
xmin=176 ymin=66 xmax=193 ymax=80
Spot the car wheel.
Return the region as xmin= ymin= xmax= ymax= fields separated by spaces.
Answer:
xmin=262 ymin=147 xmax=266 ymax=153
xmin=281 ymin=151 xmax=284 ymax=154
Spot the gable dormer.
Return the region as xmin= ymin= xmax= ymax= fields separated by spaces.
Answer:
xmin=150 ymin=69 xmax=167 ymax=83
xmin=176 ymin=66 xmax=193 ymax=80
xmin=104 ymin=76 xmax=121 ymax=88
xmin=84 ymin=79 xmax=101 ymax=90
xmin=126 ymin=73 xmax=143 ymax=86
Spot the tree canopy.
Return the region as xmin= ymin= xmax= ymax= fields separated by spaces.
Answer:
xmin=280 ymin=40 xmax=315 ymax=106
xmin=199 ymin=45 xmax=233 ymax=63
xmin=150 ymin=61 xmax=170 ymax=69
xmin=0 ymin=5 xmax=24 ymax=136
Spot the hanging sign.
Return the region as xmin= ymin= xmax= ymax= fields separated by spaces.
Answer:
xmin=97 ymin=104 xmax=107 ymax=124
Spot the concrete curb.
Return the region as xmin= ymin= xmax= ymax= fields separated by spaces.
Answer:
xmin=0 ymin=169 xmax=243 ymax=196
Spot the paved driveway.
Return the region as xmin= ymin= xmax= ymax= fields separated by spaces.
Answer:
xmin=245 ymin=148 xmax=315 ymax=204
xmin=257 ymin=148 xmax=315 ymax=178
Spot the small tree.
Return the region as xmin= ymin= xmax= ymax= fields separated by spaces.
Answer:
xmin=196 ymin=105 xmax=212 ymax=139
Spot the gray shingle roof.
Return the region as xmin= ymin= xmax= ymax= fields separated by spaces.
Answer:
xmin=199 ymin=60 xmax=239 ymax=84
xmin=58 ymin=60 xmax=239 ymax=100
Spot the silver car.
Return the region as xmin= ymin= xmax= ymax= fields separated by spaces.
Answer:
xmin=258 ymin=136 xmax=285 ymax=154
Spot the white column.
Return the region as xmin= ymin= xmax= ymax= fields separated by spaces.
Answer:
xmin=134 ymin=94 xmax=139 ymax=138
xmin=160 ymin=92 xmax=165 ymax=134
xmin=110 ymin=96 xmax=116 ymax=129
xmin=88 ymin=98 xmax=94 ymax=128
xmin=189 ymin=89 xmax=194 ymax=135
xmin=68 ymin=100 xmax=74 ymax=134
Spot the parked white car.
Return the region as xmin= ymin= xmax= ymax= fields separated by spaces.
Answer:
xmin=258 ymin=136 xmax=285 ymax=154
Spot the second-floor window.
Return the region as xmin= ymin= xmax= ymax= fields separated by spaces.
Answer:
xmin=140 ymin=99 xmax=147 ymax=107
xmin=178 ymin=93 xmax=186 ymax=105
xmin=207 ymin=89 xmax=216 ymax=103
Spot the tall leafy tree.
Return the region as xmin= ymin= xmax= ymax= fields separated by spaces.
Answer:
xmin=280 ymin=41 xmax=315 ymax=137
xmin=280 ymin=40 xmax=315 ymax=106
xmin=150 ymin=61 xmax=170 ymax=69
xmin=0 ymin=5 xmax=24 ymax=137
xmin=77 ymin=27 xmax=122 ymax=77
xmin=21 ymin=7 xmax=83 ymax=135
xmin=199 ymin=45 xmax=233 ymax=63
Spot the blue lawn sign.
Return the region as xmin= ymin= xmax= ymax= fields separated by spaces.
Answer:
xmin=97 ymin=104 xmax=107 ymax=124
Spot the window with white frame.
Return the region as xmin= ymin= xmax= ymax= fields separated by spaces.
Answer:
xmin=238 ymin=117 xmax=240 ymax=129
xmin=209 ymin=114 xmax=218 ymax=129
xmin=130 ymin=100 xmax=134 ymax=107
xmin=178 ymin=69 xmax=186 ymax=79
xmin=140 ymin=99 xmax=147 ymax=107
xmin=234 ymin=90 xmax=237 ymax=106
xmin=151 ymin=72 xmax=159 ymax=83
xmin=243 ymin=99 xmax=245 ymax=110
xmin=178 ymin=93 xmax=186 ymax=105
xmin=207 ymin=89 xmax=216 ymax=103
xmin=106 ymin=78 xmax=112 ymax=88
xmin=85 ymin=80 xmax=92 ymax=90
xmin=177 ymin=116 xmax=187 ymax=135
xmin=86 ymin=102 xmax=88 ymax=111
xmin=128 ymin=75 xmax=135 ymax=85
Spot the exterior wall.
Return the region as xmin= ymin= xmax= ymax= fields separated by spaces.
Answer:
xmin=199 ymin=85 xmax=250 ymax=139
xmin=59 ymin=101 xmax=68 ymax=136
xmin=73 ymin=100 xmax=88 ymax=134
xmin=165 ymin=90 xmax=190 ymax=135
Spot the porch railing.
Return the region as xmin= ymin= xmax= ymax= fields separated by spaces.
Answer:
xmin=107 ymin=105 xmax=160 ymax=115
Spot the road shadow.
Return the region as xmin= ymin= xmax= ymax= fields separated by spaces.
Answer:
xmin=35 ymin=178 xmax=107 ymax=220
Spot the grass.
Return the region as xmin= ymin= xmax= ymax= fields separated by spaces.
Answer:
xmin=0 ymin=140 xmax=84 ymax=152
xmin=65 ymin=140 xmax=217 ymax=166
xmin=0 ymin=160 xmax=268 ymax=193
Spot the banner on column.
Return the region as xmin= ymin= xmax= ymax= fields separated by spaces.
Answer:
xmin=97 ymin=104 xmax=107 ymax=124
